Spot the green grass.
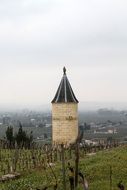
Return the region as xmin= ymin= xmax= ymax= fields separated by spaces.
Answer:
xmin=0 ymin=146 xmax=127 ymax=190
xmin=79 ymin=146 xmax=127 ymax=189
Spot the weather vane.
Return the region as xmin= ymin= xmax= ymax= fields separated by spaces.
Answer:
xmin=63 ymin=67 xmax=66 ymax=75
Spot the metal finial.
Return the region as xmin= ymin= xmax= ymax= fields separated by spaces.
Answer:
xmin=63 ymin=67 xmax=66 ymax=75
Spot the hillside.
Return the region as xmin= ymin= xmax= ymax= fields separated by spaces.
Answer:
xmin=0 ymin=146 xmax=127 ymax=190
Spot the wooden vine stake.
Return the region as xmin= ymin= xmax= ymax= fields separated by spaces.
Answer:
xmin=110 ymin=166 xmax=112 ymax=190
xmin=61 ymin=143 xmax=66 ymax=190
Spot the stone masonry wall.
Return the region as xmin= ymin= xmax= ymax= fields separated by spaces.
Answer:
xmin=52 ymin=103 xmax=78 ymax=144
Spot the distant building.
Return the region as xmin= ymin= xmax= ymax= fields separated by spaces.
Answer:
xmin=3 ymin=116 xmax=11 ymax=125
xmin=51 ymin=67 xmax=79 ymax=144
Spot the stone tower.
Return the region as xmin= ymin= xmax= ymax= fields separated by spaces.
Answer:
xmin=51 ymin=67 xmax=79 ymax=145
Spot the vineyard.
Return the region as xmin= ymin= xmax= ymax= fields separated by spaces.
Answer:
xmin=0 ymin=142 xmax=126 ymax=190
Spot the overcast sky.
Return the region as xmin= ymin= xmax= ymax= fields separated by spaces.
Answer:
xmin=0 ymin=0 xmax=127 ymax=108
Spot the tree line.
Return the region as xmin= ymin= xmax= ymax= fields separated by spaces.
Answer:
xmin=5 ymin=123 xmax=33 ymax=149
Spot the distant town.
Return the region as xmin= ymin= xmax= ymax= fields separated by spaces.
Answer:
xmin=0 ymin=108 xmax=127 ymax=145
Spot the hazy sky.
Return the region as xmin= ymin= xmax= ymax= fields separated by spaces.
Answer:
xmin=0 ymin=0 xmax=127 ymax=108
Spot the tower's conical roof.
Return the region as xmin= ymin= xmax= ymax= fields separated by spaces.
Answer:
xmin=52 ymin=67 xmax=79 ymax=103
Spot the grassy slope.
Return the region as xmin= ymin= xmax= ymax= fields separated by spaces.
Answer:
xmin=0 ymin=146 xmax=127 ymax=190
xmin=80 ymin=146 xmax=127 ymax=189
